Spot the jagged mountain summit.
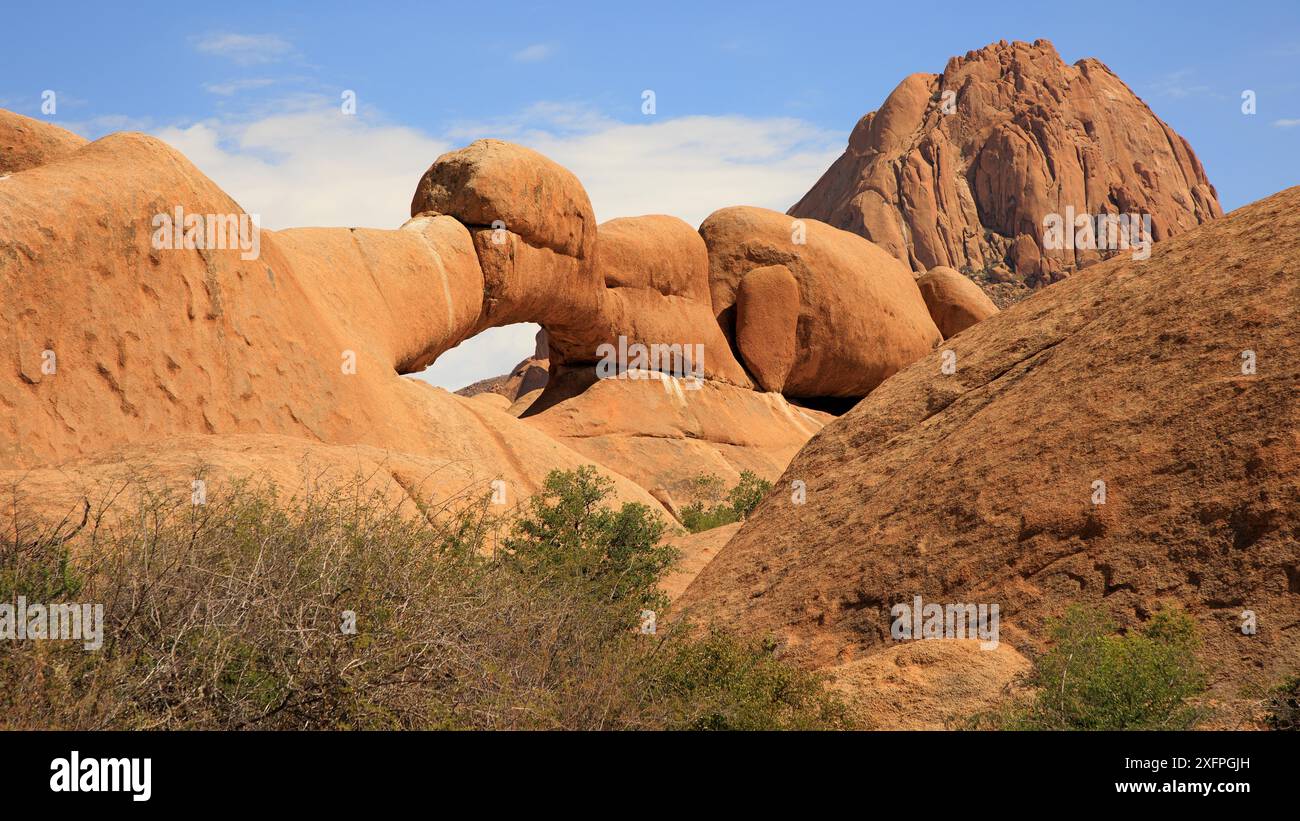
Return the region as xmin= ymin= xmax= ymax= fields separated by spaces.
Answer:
xmin=790 ymin=39 xmax=1222 ymax=293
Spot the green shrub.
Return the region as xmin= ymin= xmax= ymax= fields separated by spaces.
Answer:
xmin=679 ymin=470 xmax=773 ymax=533
xmin=1264 ymin=675 xmax=1300 ymax=731
xmin=726 ymin=471 xmax=771 ymax=519
xmin=970 ymin=605 xmax=1207 ymax=730
xmin=644 ymin=628 xmax=851 ymax=730
xmin=0 ymin=468 xmax=848 ymax=730
xmin=503 ymin=465 xmax=675 ymax=624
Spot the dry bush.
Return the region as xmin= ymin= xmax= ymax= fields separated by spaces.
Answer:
xmin=0 ymin=470 xmax=850 ymax=730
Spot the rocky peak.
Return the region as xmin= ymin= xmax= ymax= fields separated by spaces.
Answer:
xmin=790 ymin=39 xmax=1222 ymax=292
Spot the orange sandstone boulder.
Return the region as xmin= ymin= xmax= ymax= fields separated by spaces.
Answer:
xmin=700 ymin=206 xmax=942 ymax=398
xmin=598 ymin=215 xmax=711 ymax=301
xmin=569 ymin=214 xmax=752 ymax=386
xmin=409 ymin=139 xmax=604 ymax=363
xmin=735 ymin=264 xmax=800 ymax=393
xmin=273 ymin=215 xmax=485 ymax=373
xmin=915 ymin=265 xmax=999 ymax=338
xmin=0 ymin=109 xmax=87 ymax=175
xmin=411 ymin=138 xmax=595 ymax=260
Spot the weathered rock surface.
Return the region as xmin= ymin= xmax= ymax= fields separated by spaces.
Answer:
xmin=660 ymin=522 xmax=743 ymax=602
xmin=0 ymin=109 xmax=87 ymax=175
xmin=915 ymin=265 xmax=1000 ymax=338
xmin=825 ymin=640 xmax=1030 ymax=729
xmin=680 ymin=187 xmax=1300 ymax=694
xmin=701 ymin=206 xmax=942 ymax=398
xmin=580 ymin=215 xmax=752 ymax=387
xmin=0 ymin=130 xmax=665 ymax=514
xmin=274 ymin=216 xmax=485 ymax=374
xmin=523 ymin=368 xmax=831 ymax=502
xmin=735 ymin=265 xmax=801 ymax=393
xmin=790 ymin=39 xmax=1222 ymax=287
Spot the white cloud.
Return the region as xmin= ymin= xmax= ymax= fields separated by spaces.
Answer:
xmin=155 ymin=105 xmax=450 ymax=229
xmin=512 ymin=43 xmax=555 ymax=63
xmin=1273 ymin=118 xmax=1300 ymax=128
xmin=449 ymin=102 xmax=841 ymax=226
xmin=406 ymin=323 xmax=542 ymax=392
xmin=203 ymin=78 xmax=276 ymax=96
xmin=193 ymin=33 xmax=294 ymax=66
xmin=156 ymin=98 xmax=840 ymax=233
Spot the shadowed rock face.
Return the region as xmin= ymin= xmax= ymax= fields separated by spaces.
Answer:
xmin=679 ymin=186 xmax=1300 ymax=690
xmin=790 ymin=39 xmax=1222 ymax=288
xmin=735 ymin=265 xmax=801 ymax=393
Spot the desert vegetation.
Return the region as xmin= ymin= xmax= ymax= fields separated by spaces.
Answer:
xmin=1263 ymin=675 xmax=1300 ymax=731
xmin=0 ymin=468 xmax=850 ymax=730
xmin=965 ymin=605 xmax=1208 ymax=730
xmin=679 ymin=471 xmax=772 ymax=534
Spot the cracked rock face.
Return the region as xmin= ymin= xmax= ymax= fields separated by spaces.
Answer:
xmin=679 ymin=186 xmax=1300 ymax=688
xmin=789 ymin=39 xmax=1222 ymax=288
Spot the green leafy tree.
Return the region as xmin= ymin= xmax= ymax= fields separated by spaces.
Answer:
xmin=726 ymin=470 xmax=772 ymax=519
xmin=976 ymin=605 xmax=1207 ymax=730
xmin=503 ymin=465 xmax=675 ymax=619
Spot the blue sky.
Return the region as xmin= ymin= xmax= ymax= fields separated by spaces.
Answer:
xmin=3 ymin=0 xmax=1297 ymax=387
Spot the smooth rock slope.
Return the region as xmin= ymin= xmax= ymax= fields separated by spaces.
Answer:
xmin=681 ymin=187 xmax=1300 ymax=693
